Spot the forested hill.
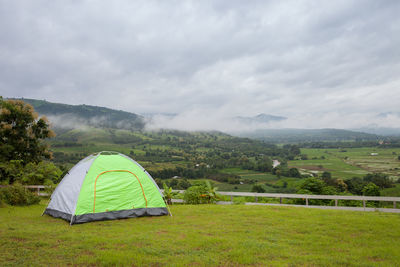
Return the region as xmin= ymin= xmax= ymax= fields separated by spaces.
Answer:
xmin=15 ymin=98 xmax=145 ymax=131
xmin=238 ymin=128 xmax=380 ymax=143
xmin=12 ymin=98 xmax=383 ymax=143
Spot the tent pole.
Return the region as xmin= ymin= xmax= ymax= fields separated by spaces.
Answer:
xmin=163 ymin=196 xmax=173 ymax=217
xmin=41 ymin=197 xmax=52 ymax=216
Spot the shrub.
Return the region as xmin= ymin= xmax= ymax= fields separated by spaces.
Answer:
xmin=233 ymin=197 xmax=246 ymax=205
xmin=251 ymin=184 xmax=266 ymax=193
xmin=363 ymin=173 xmax=393 ymax=189
xmin=362 ymin=182 xmax=380 ymax=196
xmin=183 ymin=185 xmax=208 ymax=204
xmin=43 ymin=180 xmax=57 ymax=196
xmin=288 ymin=168 xmax=301 ymax=178
xmin=183 ymin=181 xmax=219 ymax=204
xmin=22 ymin=161 xmax=63 ymax=185
xmin=299 ymin=177 xmax=325 ymax=194
xmin=0 ymin=184 xmax=40 ymax=206
xmin=163 ymin=183 xmax=173 ymax=205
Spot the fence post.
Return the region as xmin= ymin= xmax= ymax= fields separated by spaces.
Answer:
xmin=394 ymin=201 xmax=396 ymax=209
xmin=306 ymin=198 xmax=308 ymax=206
xmin=363 ymin=200 xmax=366 ymax=208
xmin=335 ymin=199 xmax=338 ymax=207
xmin=280 ymin=197 xmax=282 ymax=204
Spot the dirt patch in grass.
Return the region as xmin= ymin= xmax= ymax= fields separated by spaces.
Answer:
xmin=156 ymin=230 xmax=168 ymax=235
xmin=292 ymin=165 xmax=328 ymax=171
xmin=368 ymin=256 xmax=384 ymax=262
xmin=10 ymin=237 xmax=28 ymax=243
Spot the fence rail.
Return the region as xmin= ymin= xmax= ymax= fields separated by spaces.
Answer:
xmin=0 ymin=185 xmax=48 ymax=196
xmin=166 ymin=190 xmax=400 ymax=212
xmin=2 ymin=185 xmax=399 ymax=212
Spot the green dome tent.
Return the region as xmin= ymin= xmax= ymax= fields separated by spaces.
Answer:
xmin=44 ymin=152 xmax=169 ymax=224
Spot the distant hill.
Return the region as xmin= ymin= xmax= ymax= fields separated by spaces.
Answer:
xmin=235 ymin=113 xmax=287 ymax=124
xmin=9 ymin=98 xmax=386 ymax=143
xmin=352 ymin=127 xmax=400 ymax=136
xmin=236 ymin=128 xmax=380 ymax=143
xmin=15 ymin=98 xmax=145 ymax=131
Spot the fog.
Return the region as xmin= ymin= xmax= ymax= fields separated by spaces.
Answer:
xmin=1 ymin=1 xmax=400 ymax=131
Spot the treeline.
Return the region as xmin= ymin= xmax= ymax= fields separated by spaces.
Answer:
xmin=299 ymin=141 xmax=380 ymax=149
xmin=299 ymin=138 xmax=400 ymax=149
xmin=299 ymin=172 xmax=394 ymax=197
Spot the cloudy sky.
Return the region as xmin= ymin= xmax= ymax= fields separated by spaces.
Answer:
xmin=1 ymin=0 xmax=400 ymax=131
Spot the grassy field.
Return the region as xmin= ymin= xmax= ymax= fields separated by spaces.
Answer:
xmin=1 ymin=203 xmax=400 ymax=266
xmin=289 ymin=147 xmax=400 ymax=180
xmin=217 ymin=168 xmax=302 ymax=192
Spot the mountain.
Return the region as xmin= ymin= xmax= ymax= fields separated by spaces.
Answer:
xmin=353 ymin=127 xmax=400 ymax=136
xmin=9 ymin=98 xmax=386 ymax=143
xmin=235 ymin=113 xmax=287 ymax=124
xmin=15 ymin=98 xmax=145 ymax=131
xmin=236 ymin=128 xmax=380 ymax=143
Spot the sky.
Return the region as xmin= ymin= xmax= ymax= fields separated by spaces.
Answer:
xmin=1 ymin=0 xmax=400 ymax=131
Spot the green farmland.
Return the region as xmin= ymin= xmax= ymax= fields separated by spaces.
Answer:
xmin=289 ymin=147 xmax=400 ymax=180
xmin=1 ymin=203 xmax=400 ymax=266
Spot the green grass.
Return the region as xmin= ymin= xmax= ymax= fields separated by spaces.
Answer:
xmin=382 ymin=184 xmax=400 ymax=197
xmin=1 ymin=203 xmax=400 ymax=266
xmin=289 ymin=148 xmax=400 ymax=180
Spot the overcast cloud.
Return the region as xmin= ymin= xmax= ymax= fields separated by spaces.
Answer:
xmin=1 ymin=0 xmax=400 ymax=131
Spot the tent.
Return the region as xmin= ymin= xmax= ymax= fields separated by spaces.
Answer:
xmin=43 ymin=151 xmax=169 ymax=224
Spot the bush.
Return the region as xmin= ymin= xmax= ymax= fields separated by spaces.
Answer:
xmin=183 ymin=185 xmax=208 ymax=204
xmin=362 ymin=182 xmax=380 ymax=196
xmin=363 ymin=173 xmax=393 ymax=189
xmin=251 ymin=184 xmax=266 ymax=193
xmin=0 ymin=184 xmax=40 ymax=206
xmin=299 ymin=177 xmax=325 ymax=194
xmin=183 ymin=181 xmax=219 ymax=204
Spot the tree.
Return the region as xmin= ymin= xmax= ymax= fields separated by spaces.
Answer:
xmin=288 ymin=167 xmax=301 ymax=178
xmin=0 ymin=159 xmax=62 ymax=185
xmin=163 ymin=183 xmax=173 ymax=205
xmin=362 ymin=182 xmax=380 ymax=196
xmin=335 ymin=178 xmax=348 ymax=192
xmin=299 ymin=177 xmax=325 ymax=195
xmin=345 ymin=177 xmax=366 ymax=195
xmin=204 ymin=180 xmax=219 ymax=203
xmin=0 ymin=98 xmax=55 ymax=164
xmin=177 ymin=179 xmax=191 ymax=190
xmin=363 ymin=173 xmax=393 ymax=189
xmin=22 ymin=161 xmax=62 ymax=185
xmin=300 ymin=154 xmax=308 ymax=160
xmin=251 ymin=184 xmax=266 ymax=193
xmin=321 ymin=171 xmax=331 ymax=179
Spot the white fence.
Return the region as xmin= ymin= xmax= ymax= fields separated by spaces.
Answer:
xmin=166 ymin=190 xmax=400 ymax=213
xmin=0 ymin=185 xmax=48 ymax=196
xmin=4 ymin=185 xmax=399 ymax=213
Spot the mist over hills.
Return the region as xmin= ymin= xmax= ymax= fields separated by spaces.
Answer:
xmin=237 ymin=128 xmax=380 ymax=143
xmin=11 ymin=98 xmax=397 ymax=142
xmin=235 ymin=114 xmax=287 ymax=124
xmin=18 ymin=98 xmax=145 ymax=131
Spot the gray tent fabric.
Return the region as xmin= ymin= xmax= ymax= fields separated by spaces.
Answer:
xmin=46 ymin=155 xmax=96 ymax=215
xmin=72 ymin=207 xmax=168 ymax=224
xmin=44 ymin=208 xmax=73 ymax=222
